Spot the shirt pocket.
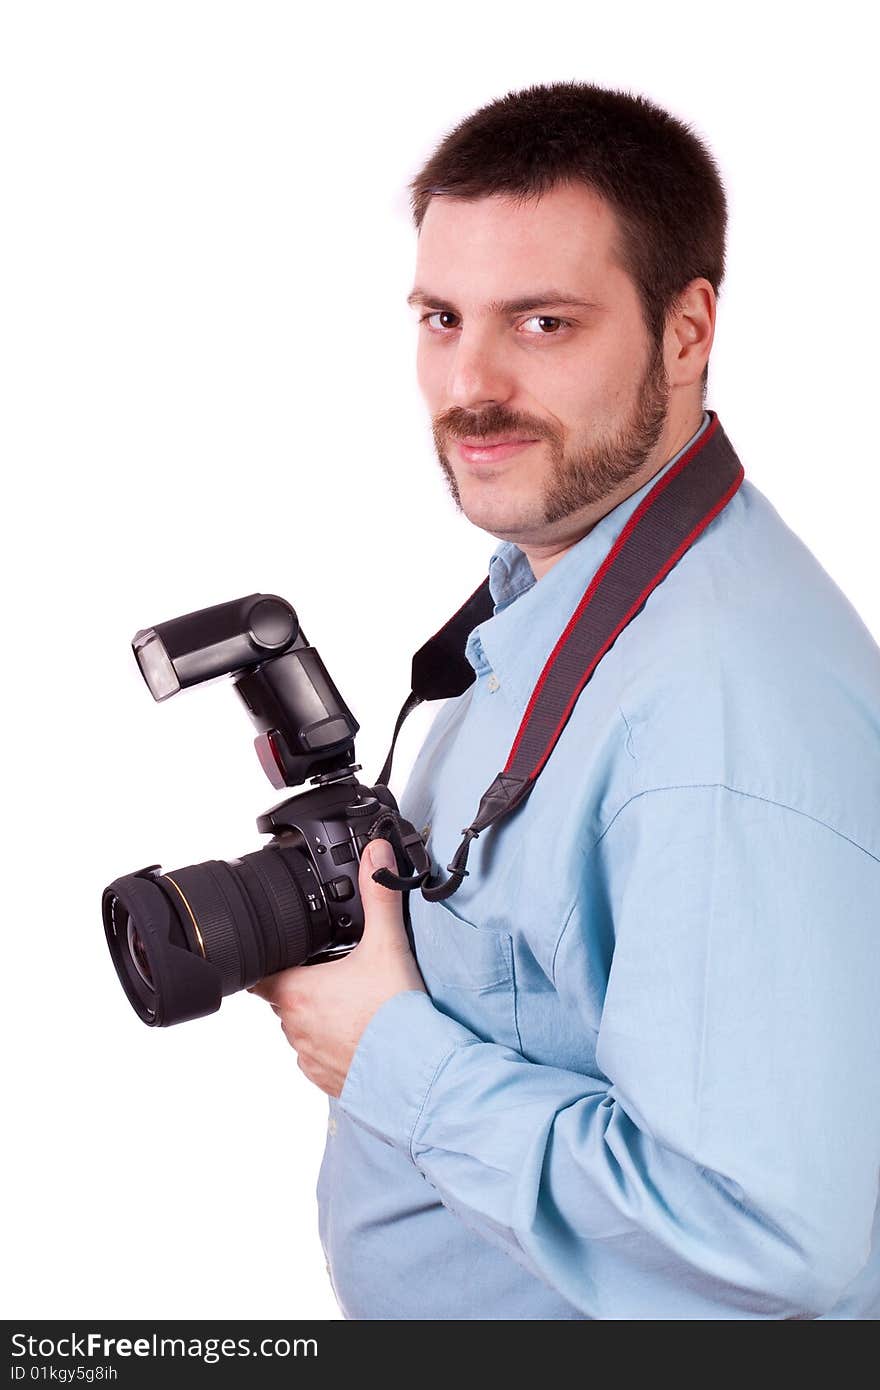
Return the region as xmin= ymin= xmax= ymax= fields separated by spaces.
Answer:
xmin=408 ymin=893 xmax=522 ymax=1054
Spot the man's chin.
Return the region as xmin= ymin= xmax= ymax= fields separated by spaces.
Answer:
xmin=437 ymin=461 xmax=531 ymax=532
xmin=453 ymin=499 xmax=532 ymax=540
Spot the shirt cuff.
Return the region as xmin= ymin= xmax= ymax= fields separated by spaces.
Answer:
xmin=337 ymin=989 xmax=477 ymax=1154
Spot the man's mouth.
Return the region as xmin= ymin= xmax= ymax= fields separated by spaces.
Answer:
xmin=454 ymin=436 xmax=539 ymax=465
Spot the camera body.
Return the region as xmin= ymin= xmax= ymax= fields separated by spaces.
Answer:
xmin=102 ymin=593 xmax=430 ymax=1027
xmin=253 ymin=777 xmax=417 ymax=960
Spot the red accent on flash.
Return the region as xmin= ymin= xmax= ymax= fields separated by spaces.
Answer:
xmin=254 ymin=731 xmax=286 ymax=790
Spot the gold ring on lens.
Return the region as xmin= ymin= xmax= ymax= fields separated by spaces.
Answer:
xmin=162 ymin=874 xmax=207 ymax=959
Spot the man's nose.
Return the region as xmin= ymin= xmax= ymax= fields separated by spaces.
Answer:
xmin=446 ymin=327 xmax=514 ymax=410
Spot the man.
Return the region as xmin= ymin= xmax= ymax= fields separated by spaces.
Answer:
xmin=251 ymin=82 xmax=880 ymax=1319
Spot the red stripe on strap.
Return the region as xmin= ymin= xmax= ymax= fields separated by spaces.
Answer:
xmin=504 ymin=415 xmax=738 ymax=775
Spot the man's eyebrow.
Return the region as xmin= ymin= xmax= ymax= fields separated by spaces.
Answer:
xmin=406 ymin=288 xmax=604 ymax=313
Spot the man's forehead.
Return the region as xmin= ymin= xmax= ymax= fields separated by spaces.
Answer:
xmin=413 ymin=184 xmax=623 ymax=300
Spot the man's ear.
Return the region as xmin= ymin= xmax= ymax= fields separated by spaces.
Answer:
xmin=666 ymin=277 xmax=715 ymax=388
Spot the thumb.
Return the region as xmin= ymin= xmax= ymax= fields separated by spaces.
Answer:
xmin=358 ymin=837 xmax=407 ymax=932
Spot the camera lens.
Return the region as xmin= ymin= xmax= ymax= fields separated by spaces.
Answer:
xmin=102 ymin=841 xmax=340 ymax=1027
xmin=127 ymin=919 xmax=154 ymax=989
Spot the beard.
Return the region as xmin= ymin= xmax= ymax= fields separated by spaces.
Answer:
xmin=431 ymin=332 xmax=670 ymax=528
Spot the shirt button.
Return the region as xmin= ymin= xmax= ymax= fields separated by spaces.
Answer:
xmin=328 ymin=1115 xmax=338 ymax=1137
xmin=487 ymin=673 xmax=500 ymax=692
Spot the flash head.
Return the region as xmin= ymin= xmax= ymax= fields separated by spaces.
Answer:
xmin=129 ymin=592 xmax=360 ymax=790
xmin=133 ymin=594 xmax=299 ymax=701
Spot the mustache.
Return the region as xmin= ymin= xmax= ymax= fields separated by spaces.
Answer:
xmin=434 ymin=405 xmax=553 ymax=443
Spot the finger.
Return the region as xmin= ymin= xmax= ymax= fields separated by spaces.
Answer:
xmin=359 ymin=838 xmax=402 ymax=904
xmin=356 ymin=839 xmax=412 ymax=954
xmin=247 ymin=980 xmax=280 ymax=1003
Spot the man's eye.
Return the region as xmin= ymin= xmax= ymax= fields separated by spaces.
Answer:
xmin=418 ymin=311 xmax=570 ymax=335
xmin=420 ymin=310 xmax=459 ymax=331
xmin=522 ymin=315 xmax=568 ymax=334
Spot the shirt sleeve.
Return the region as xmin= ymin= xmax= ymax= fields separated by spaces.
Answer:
xmin=338 ymin=784 xmax=880 ymax=1319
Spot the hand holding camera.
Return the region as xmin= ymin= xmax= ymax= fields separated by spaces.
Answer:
xmin=247 ymin=835 xmax=427 ymax=1097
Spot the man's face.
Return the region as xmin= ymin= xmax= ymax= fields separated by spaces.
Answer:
xmin=410 ymin=182 xmax=672 ymax=550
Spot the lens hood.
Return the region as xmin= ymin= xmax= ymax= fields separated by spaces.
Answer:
xmin=102 ymin=868 xmax=223 ymax=1027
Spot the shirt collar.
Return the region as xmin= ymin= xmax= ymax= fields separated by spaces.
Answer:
xmin=464 ymin=411 xmax=712 ymax=713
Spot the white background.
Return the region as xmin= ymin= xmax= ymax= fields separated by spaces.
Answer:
xmin=2 ymin=0 xmax=876 ymax=1321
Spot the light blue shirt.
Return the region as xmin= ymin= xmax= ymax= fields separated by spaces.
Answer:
xmin=318 ymin=411 xmax=880 ymax=1319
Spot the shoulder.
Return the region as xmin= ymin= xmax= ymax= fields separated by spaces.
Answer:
xmin=613 ymin=478 xmax=880 ymax=858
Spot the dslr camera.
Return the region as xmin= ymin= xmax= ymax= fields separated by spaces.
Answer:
xmin=102 ymin=593 xmax=430 ymax=1027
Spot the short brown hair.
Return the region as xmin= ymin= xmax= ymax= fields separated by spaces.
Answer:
xmin=409 ymin=81 xmax=727 ymax=396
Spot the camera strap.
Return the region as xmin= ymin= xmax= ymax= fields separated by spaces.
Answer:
xmin=373 ymin=411 xmax=745 ymax=901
